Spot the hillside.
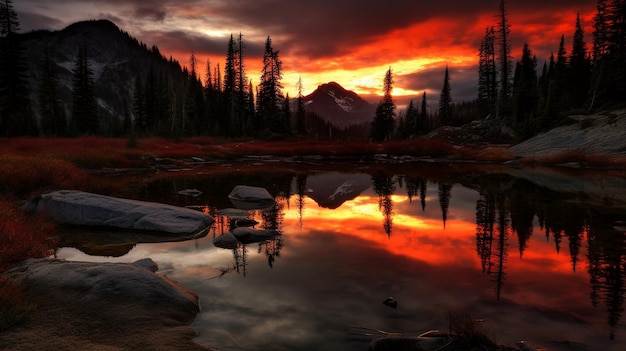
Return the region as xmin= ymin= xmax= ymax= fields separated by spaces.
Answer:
xmin=20 ymin=20 xmax=187 ymax=132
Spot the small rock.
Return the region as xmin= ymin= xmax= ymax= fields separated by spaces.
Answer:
xmin=383 ymin=297 xmax=398 ymax=309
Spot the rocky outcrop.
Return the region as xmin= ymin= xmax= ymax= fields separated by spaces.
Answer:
xmin=508 ymin=109 xmax=626 ymax=158
xmin=23 ymin=190 xmax=214 ymax=235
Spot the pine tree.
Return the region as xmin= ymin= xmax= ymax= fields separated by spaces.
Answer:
xmin=0 ymin=0 xmax=36 ymax=136
xmin=541 ymin=54 xmax=558 ymax=128
xmin=496 ymin=0 xmax=513 ymax=119
xmin=71 ymin=42 xmax=99 ymax=135
xmin=591 ymin=0 xmax=626 ymax=108
xmin=133 ymin=75 xmax=146 ymax=132
xmin=594 ymin=0 xmax=611 ymax=60
xmin=369 ymin=67 xmax=396 ymax=142
xmin=569 ymin=13 xmax=591 ymax=109
xmin=282 ymin=93 xmax=292 ymax=134
xmin=478 ymin=26 xmax=498 ymax=117
xmin=512 ymin=43 xmax=538 ymax=135
xmin=38 ymin=46 xmax=67 ymax=136
xmin=257 ymin=36 xmax=284 ymax=134
xmin=405 ymin=99 xmax=419 ymax=137
xmin=554 ymin=35 xmax=568 ymax=114
xmin=420 ymin=91 xmax=428 ymax=132
xmin=438 ymin=65 xmax=452 ymax=126
xmin=223 ymin=34 xmax=237 ymax=135
xmin=184 ymin=52 xmax=207 ymax=135
xmin=295 ymin=76 xmax=306 ymax=135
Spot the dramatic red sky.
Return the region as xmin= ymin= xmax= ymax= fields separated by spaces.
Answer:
xmin=17 ymin=0 xmax=596 ymax=106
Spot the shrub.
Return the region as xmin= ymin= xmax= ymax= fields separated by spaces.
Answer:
xmin=0 ymin=201 xmax=58 ymax=270
xmin=448 ymin=311 xmax=497 ymax=350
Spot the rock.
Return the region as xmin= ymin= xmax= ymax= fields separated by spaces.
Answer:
xmin=178 ymin=189 xmax=203 ymax=197
xmin=133 ymin=258 xmax=159 ymax=272
xmin=230 ymin=227 xmax=280 ymax=244
xmin=212 ymin=232 xmax=239 ymax=249
xmin=382 ymin=297 xmax=398 ymax=308
xmin=24 ymin=190 xmax=214 ymax=235
xmin=234 ymin=218 xmax=259 ymax=227
xmin=5 ymin=258 xmax=200 ymax=324
xmin=228 ymin=185 xmax=275 ymax=210
xmin=216 ymin=208 xmax=249 ymax=218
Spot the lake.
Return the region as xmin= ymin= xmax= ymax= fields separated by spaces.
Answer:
xmin=54 ymin=162 xmax=626 ymax=350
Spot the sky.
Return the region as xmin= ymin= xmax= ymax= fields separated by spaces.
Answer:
xmin=15 ymin=0 xmax=597 ymax=108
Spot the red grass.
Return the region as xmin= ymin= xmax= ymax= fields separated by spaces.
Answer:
xmin=0 ymin=155 xmax=95 ymax=196
xmin=0 ymin=201 xmax=58 ymax=271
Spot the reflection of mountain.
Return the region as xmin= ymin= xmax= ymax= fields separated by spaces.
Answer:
xmin=305 ymin=172 xmax=371 ymax=209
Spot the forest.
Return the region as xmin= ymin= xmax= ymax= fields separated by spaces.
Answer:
xmin=0 ymin=0 xmax=625 ymax=141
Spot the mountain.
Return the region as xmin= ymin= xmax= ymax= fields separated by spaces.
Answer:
xmin=20 ymin=20 xmax=187 ymax=133
xmin=304 ymin=82 xmax=375 ymax=128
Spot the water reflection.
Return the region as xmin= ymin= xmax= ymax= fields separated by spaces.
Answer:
xmin=57 ymin=167 xmax=626 ymax=349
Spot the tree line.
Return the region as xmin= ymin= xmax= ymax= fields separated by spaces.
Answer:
xmin=2 ymin=0 xmax=624 ymax=140
xmin=0 ymin=0 xmax=320 ymax=138
xmin=371 ymin=0 xmax=626 ymax=142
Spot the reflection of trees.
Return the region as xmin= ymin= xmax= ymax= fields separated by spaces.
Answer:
xmin=420 ymin=180 xmax=427 ymax=211
xmin=372 ymin=173 xmax=395 ymax=238
xmin=474 ymin=178 xmax=626 ymax=338
xmin=509 ymin=191 xmax=535 ymax=257
xmin=438 ymin=183 xmax=453 ymax=228
xmin=476 ymin=191 xmax=496 ymax=273
xmin=405 ymin=177 xmax=428 ymax=212
xmin=260 ymin=199 xmax=285 ymax=268
xmin=587 ymin=217 xmax=626 ymax=340
xmin=493 ymin=193 xmax=509 ymax=301
xmin=295 ymin=174 xmax=307 ymax=229
xmin=233 ymin=244 xmax=248 ymax=276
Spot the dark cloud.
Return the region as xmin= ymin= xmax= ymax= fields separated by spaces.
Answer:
xmin=137 ymin=29 xmax=266 ymax=58
xmin=16 ymin=11 xmax=65 ymax=32
xmin=398 ymin=63 xmax=477 ymax=103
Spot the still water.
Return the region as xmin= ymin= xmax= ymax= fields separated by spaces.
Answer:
xmin=56 ymin=164 xmax=626 ymax=350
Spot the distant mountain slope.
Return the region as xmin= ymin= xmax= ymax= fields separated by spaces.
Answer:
xmin=20 ymin=20 xmax=187 ymax=131
xmin=304 ymin=82 xmax=375 ymax=128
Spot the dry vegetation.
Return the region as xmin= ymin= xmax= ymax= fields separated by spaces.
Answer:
xmin=0 ymin=201 xmax=58 ymax=331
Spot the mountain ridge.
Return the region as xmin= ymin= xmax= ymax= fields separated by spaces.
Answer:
xmin=21 ymin=19 xmax=187 ymax=134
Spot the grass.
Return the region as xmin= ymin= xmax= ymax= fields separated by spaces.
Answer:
xmin=0 ymin=201 xmax=58 ymax=330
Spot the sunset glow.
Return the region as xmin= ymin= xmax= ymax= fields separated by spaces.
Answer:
xmin=16 ymin=1 xmax=596 ymax=103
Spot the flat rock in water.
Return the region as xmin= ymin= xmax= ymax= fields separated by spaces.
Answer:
xmin=231 ymin=227 xmax=280 ymax=244
xmin=228 ymin=185 xmax=275 ymax=210
xmin=24 ymin=190 xmax=214 ymax=235
xmin=216 ymin=208 xmax=250 ymax=218
xmin=212 ymin=232 xmax=239 ymax=249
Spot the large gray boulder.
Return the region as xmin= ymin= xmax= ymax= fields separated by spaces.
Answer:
xmin=5 ymin=258 xmax=200 ymax=324
xmin=24 ymin=190 xmax=214 ymax=235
